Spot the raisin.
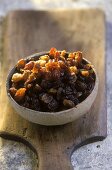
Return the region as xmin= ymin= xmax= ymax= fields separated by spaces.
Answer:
xmin=65 ymin=86 xmax=73 ymax=95
xmin=63 ymin=99 xmax=75 ymax=108
xmin=57 ymin=87 xmax=65 ymax=101
xmin=69 ymin=74 xmax=77 ymax=84
xmin=48 ymin=99 xmax=59 ymax=111
xmin=75 ymin=81 xmax=87 ymax=91
xmin=41 ymin=80 xmax=52 ymax=89
xmin=40 ymin=93 xmax=53 ymax=104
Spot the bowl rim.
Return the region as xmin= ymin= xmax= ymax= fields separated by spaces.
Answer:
xmin=6 ymin=51 xmax=99 ymax=115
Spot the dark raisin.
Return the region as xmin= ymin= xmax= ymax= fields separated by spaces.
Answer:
xmin=57 ymin=87 xmax=65 ymax=101
xmin=85 ymin=76 xmax=95 ymax=83
xmin=75 ymin=80 xmax=87 ymax=91
xmin=69 ymin=74 xmax=77 ymax=84
xmin=87 ymin=83 xmax=94 ymax=92
xmin=48 ymin=99 xmax=59 ymax=111
xmin=65 ymin=86 xmax=73 ymax=95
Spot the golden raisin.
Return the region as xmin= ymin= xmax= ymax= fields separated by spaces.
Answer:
xmin=61 ymin=50 xmax=66 ymax=57
xmin=39 ymin=55 xmax=49 ymax=61
xmin=12 ymin=73 xmax=23 ymax=82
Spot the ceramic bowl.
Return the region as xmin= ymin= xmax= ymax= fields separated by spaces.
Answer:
xmin=6 ymin=52 xmax=98 ymax=126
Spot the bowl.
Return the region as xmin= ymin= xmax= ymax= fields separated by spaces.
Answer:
xmin=6 ymin=52 xmax=98 ymax=126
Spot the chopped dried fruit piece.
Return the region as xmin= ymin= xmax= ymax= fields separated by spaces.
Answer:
xmin=25 ymin=73 xmax=36 ymax=85
xmin=23 ymin=70 xmax=31 ymax=81
xmin=69 ymin=66 xmax=78 ymax=75
xmin=68 ymin=53 xmax=74 ymax=59
xmin=12 ymin=73 xmax=24 ymax=83
xmin=15 ymin=88 xmax=26 ymax=101
xmin=63 ymin=99 xmax=75 ymax=108
xmin=49 ymin=47 xmax=57 ymax=57
xmin=24 ymin=61 xmax=34 ymax=70
xmin=74 ymin=51 xmax=82 ymax=63
xmin=61 ymin=50 xmax=66 ymax=57
xmin=32 ymin=62 xmax=40 ymax=73
xmin=81 ymin=70 xmax=89 ymax=77
xmin=17 ymin=59 xmax=26 ymax=69
xmin=54 ymin=51 xmax=60 ymax=61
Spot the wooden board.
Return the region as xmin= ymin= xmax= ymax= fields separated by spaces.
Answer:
xmin=0 ymin=10 xmax=106 ymax=170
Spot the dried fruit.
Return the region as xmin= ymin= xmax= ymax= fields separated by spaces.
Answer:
xmin=63 ymin=99 xmax=75 ymax=108
xmin=12 ymin=73 xmax=24 ymax=83
xmin=48 ymin=99 xmax=58 ymax=111
xmin=39 ymin=55 xmax=49 ymax=61
xmin=17 ymin=59 xmax=26 ymax=69
xmin=9 ymin=87 xmax=17 ymax=96
xmin=9 ymin=48 xmax=95 ymax=112
xmin=48 ymin=88 xmax=57 ymax=95
xmin=15 ymin=88 xmax=26 ymax=101
xmin=81 ymin=70 xmax=89 ymax=77
xmin=24 ymin=61 xmax=34 ymax=70
xmin=40 ymin=93 xmax=53 ymax=104
xmin=61 ymin=50 xmax=66 ymax=57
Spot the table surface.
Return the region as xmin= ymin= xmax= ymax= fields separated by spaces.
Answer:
xmin=0 ymin=0 xmax=112 ymax=170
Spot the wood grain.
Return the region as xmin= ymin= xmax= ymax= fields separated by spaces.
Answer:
xmin=0 ymin=10 xmax=106 ymax=170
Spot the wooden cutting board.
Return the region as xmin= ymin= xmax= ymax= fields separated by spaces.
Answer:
xmin=0 ymin=9 xmax=106 ymax=170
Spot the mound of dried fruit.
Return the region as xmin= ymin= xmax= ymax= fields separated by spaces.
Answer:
xmin=9 ymin=48 xmax=95 ymax=112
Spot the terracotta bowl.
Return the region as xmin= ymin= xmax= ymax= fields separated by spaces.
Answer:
xmin=6 ymin=52 xmax=98 ymax=126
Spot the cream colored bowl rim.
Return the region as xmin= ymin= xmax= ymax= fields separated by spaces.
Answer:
xmin=6 ymin=51 xmax=98 ymax=115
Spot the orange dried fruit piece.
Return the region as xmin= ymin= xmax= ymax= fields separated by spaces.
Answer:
xmin=32 ymin=62 xmax=40 ymax=73
xmin=54 ymin=51 xmax=60 ymax=61
xmin=24 ymin=61 xmax=34 ymax=70
xmin=81 ymin=70 xmax=89 ymax=77
xmin=68 ymin=53 xmax=75 ymax=59
xmin=16 ymin=59 xmax=26 ymax=69
xmin=49 ymin=47 xmax=57 ymax=57
xmin=14 ymin=88 xmax=26 ymax=101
